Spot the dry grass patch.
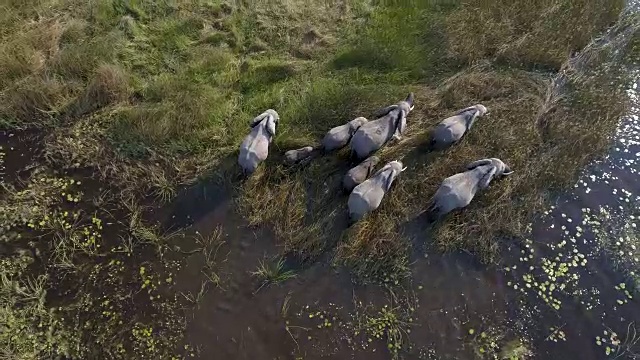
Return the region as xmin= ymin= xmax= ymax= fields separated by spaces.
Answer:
xmin=67 ymin=64 xmax=131 ymax=118
xmin=447 ymin=0 xmax=625 ymax=69
xmin=337 ymin=211 xmax=410 ymax=285
xmin=0 ymin=75 xmax=73 ymax=127
xmin=238 ymin=169 xmax=327 ymax=259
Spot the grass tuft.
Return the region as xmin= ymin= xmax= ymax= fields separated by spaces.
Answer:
xmin=67 ymin=64 xmax=131 ymax=118
xmin=252 ymin=257 xmax=297 ymax=289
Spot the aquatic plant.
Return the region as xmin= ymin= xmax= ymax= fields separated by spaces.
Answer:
xmin=252 ymin=257 xmax=297 ymax=290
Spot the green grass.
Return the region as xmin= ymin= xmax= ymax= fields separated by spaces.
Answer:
xmin=0 ymin=0 xmax=637 ymax=358
xmin=252 ymin=257 xmax=297 ymax=289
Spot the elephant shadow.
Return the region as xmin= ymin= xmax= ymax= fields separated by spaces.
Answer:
xmin=162 ymin=154 xmax=243 ymax=232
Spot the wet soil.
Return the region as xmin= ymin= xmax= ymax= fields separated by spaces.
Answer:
xmin=0 ymin=130 xmax=44 ymax=185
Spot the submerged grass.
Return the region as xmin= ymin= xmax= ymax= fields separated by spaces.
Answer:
xmin=252 ymin=257 xmax=297 ymax=289
xmin=0 ymin=0 xmax=637 ymax=357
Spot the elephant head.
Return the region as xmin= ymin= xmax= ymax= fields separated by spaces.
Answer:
xmin=454 ymin=104 xmax=488 ymax=129
xmin=376 ymin=160 xmax=407 ymax=191
xmin=348 ymin=117 xmax=368 ymax=132
xmin=284 ymin=146 xmax=315 ymax=165
xmin=371 ymin=92 xmax=415 ymax=119
xmin=250 ymin=109 xmax=280 ymax=139
xmin=466 ymin=158 xmax=513 ymax=189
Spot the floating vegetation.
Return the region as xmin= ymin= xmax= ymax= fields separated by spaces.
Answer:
xmin=508 ymin=234 xmax=591 ymax=313
xmin=467 ymin=326 xmax=532 ymax=359
xmin=597 ymin=323 xmax=640 ymax=358
xmin=0 ymin=168 xmax=187 ymax=358
xmin=357 ymin=304 xmax=412 ymax=358
xmin=546 ymin=326 xmax=567 ymax=343
xmin=294 ymin=293 xmax=417 ymax=359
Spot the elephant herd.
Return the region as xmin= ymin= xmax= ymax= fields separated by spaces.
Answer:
xmin=238 ymin=93 xmax=513 ymax=224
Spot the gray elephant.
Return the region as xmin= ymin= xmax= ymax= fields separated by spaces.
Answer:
xmin=429 ymin=104 xmax=487 ymax=150
xmin=342 ymin=156 xmax=380 ymax=193
xmin=284 ymin=146 xmax=315 ymax=165
xmin=238 ymin=109 xmax=279 ymax=174
xmin=321 ymin=117 xmax=368 ymax=152
xmin=349 ymin=93 xmax=414 ymax=160
xmin=426 ymin=158 xmax=513 ymax=220
xmin=348 ymin=160 xmax=406 ymax=222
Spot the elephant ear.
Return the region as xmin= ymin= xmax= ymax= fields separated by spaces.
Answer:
xmin=250 ymin=112 xmax=268 ymax=128
xmin=453 ymin=106 xmax=477 ymax=117
xmin=479 ymin=166 xmax=497 ymax=189
xmin=372 ymin=104 xmax=398 ymax=119
xmin=365 ymin=159 xmax=377 ymax=178
xmin=383 ymin=169 xmax=398 ymax=192
xmin=466 ymin=158 xmax=491 ymax=170
xmin=405 ymin=92 xmax=414 ymax=110
xmin=265 ymin=114 xmax=277 ymax=137
xmin=466 ymin=109 xmax=482 ymax=129
xmin=395 ymin=109 xmax=407 ymax=136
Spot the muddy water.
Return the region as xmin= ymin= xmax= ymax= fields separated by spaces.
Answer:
xmin=168 ymin=192 xmax=513 ymax=359
xmin=0 ymin=130 xmax=43 ymax=184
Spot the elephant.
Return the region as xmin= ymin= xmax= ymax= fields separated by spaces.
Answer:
xmin=342 ymin=156 xmax=380 ymax=193
xmin=349 ymin=93 xmax=414 ymax=160
xmin=284 ymin=146 xmax=315 ymax=165
xmin=238 ymin=109 xmax=279 ymax=174
xmin=426 ymin=158 xmax=513 ymax=221
xmin=429 ymin=104 xmax=488 ymax=150
xmin=348 ymin=160 xmax=406 ymax=222
xmin=321 ymin=117 xmax=368 ymax=152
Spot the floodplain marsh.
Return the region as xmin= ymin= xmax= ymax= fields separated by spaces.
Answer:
xmin=1 ymin=0 xmax=640 ymax=359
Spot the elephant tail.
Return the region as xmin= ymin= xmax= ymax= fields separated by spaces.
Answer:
xmin=348 ymin=211 xmax=362 ymax=225
xmin=425 ymin=200 xmax=441 ymax=223
xmin=349 ymin=149 xmax=359 ymax=163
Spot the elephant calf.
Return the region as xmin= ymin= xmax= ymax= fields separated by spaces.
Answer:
xmin=342 ymin=156 xmax=380 ymax=193
xmin=426 ymin=158 xmax=513 ymax=220
xmin=350 ymin=93 xmax=414 ymax=160
xmin=322 ymin=117 xmax=368 ymax=152
xmin=348 ymin=160 xmax=406 ymax=222
xmin=430 ymin=104 xmax=487 ymax=150
xmin=238 ymin=109 xmax=279 ymax=174
xmin=284 ymin=146 xmax=315 ymax=165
